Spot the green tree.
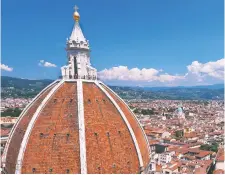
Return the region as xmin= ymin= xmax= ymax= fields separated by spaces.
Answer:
xmin=141 ymin=109 xmax=154 ymax=115
xmin=200 ymin=143 xmax=218 ymax=152
xmin=175 ymin=130 xmax=184 ymax=138
xmin=133 ymin=108 xmax=140 ymax=114
xmin=1 ymin=108 xmax=22 ymax=117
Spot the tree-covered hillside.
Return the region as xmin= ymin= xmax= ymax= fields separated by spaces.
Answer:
xmin=1 ymin=76 xmax=224 ymax=100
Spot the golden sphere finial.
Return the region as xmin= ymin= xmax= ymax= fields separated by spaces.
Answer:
xmin=73 ymin=5 xmax=80 ymax=22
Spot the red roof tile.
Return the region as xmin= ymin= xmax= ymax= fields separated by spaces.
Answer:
xmin=1 ymin=128 xmax=11 ymax=137
xmin=214 ymin=169 xmax=224 ymax=174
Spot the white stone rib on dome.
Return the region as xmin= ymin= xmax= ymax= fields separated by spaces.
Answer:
xmin=1 ymin=80 xmax=60 ymax=167
xmin=95 ymin=81 xmax=144 ymax=168
xmin=100 ymin=81 xmax=151 ymax=155
xmin=15 ymin=80 xmax=65 ymax=174
xmin=77 ymin=79 xmax=87 ymax=174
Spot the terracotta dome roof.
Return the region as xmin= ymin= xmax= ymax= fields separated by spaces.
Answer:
xmin=2 ymin=80 xmax=150 ymax=174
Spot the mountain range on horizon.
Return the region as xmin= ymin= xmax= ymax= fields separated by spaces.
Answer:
xmin=1 ymin=76 xmax=224 ymax=100
xmin=1 ymin=76 xmax=224 ymax=89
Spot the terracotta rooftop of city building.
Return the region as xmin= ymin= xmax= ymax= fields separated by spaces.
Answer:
xmin=0 ymin=129 xmax=11 ymax=137
xmin=216 ymin=148 xmax=224 ymax=162
xmin=1 ymin=5 xmax=150 ymax=174
xmin=213 ymin=169 xmax=225 ymax=174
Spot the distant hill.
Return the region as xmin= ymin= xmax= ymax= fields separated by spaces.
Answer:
xmin=1 ymin=76 xmax=224 ymax=100
xmin=140 ymin=84 xmax=224 ymax=91
xmin=1 ymin=76 xmax=53 ymax=89
xmin=1 ymin=76 xmax=53 ymax=98
xmin=110 ymin=86 xmax=224 ymax=100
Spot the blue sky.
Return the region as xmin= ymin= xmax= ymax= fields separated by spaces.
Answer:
xmin=1 ymin=0 xmax=224 ymax=86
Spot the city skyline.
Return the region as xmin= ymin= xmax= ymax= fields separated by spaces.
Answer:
xmin=1 ymin=0 xmax=224 ymax=86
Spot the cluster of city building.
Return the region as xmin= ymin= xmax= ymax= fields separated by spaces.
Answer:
xmin=1 ymin=98 xmax=32 ymax=111
xmin=1 ymin=98 xmax=32 ymax=154
xmin=127 ymin=100 xmax=224 ymax=174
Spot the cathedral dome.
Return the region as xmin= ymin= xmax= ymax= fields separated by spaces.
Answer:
xmin=2 ymin=80 xmax=150 ymax=174
xmin=1 ymin=6 xmax=150 ymax=174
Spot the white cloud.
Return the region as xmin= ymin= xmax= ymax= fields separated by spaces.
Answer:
xmin=0 ymin=64 xmax=13 ymax=71
xmin=98 ymin=66 xmax=184 ymax=82
xmin=44 ymin=62 xmax=57 ymax=67
xmin=38 ymin=60 xmax=57 ymax=68
xmin=187 ymin=58 xmax=224 ymax=80
xmin=98 ymin=66 xmax=159 ymax=81
xmin=98 ymin=58 xmax=224 ymax=86
xmin=158 ymin=74 xmax=185 ymax=82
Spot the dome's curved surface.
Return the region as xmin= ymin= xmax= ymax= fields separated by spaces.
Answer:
xmin=2 ymin=80 xmax=150 ymax=174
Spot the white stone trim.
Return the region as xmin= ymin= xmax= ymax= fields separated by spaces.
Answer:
xmin=99 ymin=81 xmax=151 ymax=155
xmin=77 ymin=80 xmax=87 ymax=174
xmin=15 ymin=80 xmax=64 ymax=174
xmin=1 ymin=80 xmax=59 ymax=166
xmin=64 ymin=79 xmax=78 ymax=82
xmin=81 ymin=79 xmax=98 ymax=83
xmin=95 ymin=81 xmax=144 ymax=168
xmin=64 ymin=79 xmax=97 ymax=83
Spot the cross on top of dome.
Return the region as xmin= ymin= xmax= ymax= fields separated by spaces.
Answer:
xmin=74 ymin=5 xmax=78 ymax=12
xmin=73 ymin=5 xmax=80 ymax=22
